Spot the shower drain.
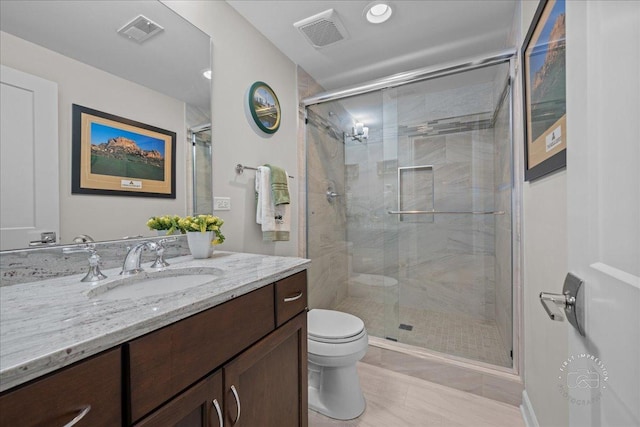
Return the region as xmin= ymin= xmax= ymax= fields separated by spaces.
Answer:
xmin=399 ymin=323 xmax=414 ymax=331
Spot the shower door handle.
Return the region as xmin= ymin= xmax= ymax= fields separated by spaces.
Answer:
xmin=539 ymin=273 xmax=585 ymax=336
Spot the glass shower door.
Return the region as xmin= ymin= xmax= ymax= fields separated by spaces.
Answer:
xmin=382 ymin=63 xmax=513 ymax=367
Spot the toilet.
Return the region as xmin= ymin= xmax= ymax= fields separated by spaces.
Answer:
xmin=307 ymin=309 xmax=368 ymax=420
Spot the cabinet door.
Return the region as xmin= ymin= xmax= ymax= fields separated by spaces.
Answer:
xmin=223 ymin=312 xmax=307 ymax=427
xmin=134 ymin=371 xmax=223 ymax=427
xmin=0 ymin=348 xmax=121 ymax=427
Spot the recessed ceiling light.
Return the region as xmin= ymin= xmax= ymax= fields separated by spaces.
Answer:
xmin=202 ymin=69 xmax=212 ymax=80
xmin=365 ymin=2 xmax=393 ymax=24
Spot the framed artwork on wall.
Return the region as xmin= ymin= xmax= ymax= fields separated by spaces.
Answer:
xmin=522 ymin=0 xmax=567 ymax=181
xmin=247 ymin=81 xmax=281 ymax=134
xmin=71 ymin=104 xmax=176 ymax=198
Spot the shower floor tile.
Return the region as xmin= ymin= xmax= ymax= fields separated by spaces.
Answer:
xmin=334 ymin=296 xmax=511 ymax=368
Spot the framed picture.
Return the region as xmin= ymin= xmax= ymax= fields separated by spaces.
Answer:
xmin=248 ymin=81 xmax=281 ymax=134
xmin=522 ymin=0 xmax=566 ymax=181
xmin=72 ymin=104 xmax=176 ymax=198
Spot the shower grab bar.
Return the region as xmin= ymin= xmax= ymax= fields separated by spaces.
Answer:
xmin=388 ymin=210 xmax=505 ymax=215
xmin=235 ymin=164 xmax=294 ymax=178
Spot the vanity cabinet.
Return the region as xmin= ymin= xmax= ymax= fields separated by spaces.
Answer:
xmin=0 ymin=348 xmax=122 ymax=427
xmin=127 ymin=284 xmax=276 ymax=423
xmin=131 ymin=270 xmax=308 ymax=427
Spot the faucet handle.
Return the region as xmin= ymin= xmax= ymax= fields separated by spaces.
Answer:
xmin=150 ymin=237 xmax=177 ymax=269
xmin=63 ymin=244 xmax=107 ymax=282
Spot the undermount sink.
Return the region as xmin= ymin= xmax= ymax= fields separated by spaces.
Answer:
xmin=87 ymin=267 xmax=224 ymax=301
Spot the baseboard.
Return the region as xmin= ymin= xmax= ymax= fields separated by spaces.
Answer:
xmin=520 ymin=390 xmax=540 ymax=427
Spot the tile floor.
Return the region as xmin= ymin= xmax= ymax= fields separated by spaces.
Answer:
xmin=308 ymin=362 xmax=525 ymax=427
xmin=335 ymin=296 xmax=511 ymax=367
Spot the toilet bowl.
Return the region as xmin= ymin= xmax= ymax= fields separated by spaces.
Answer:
xmin=307 ymin=309 xmax=368 ymax=420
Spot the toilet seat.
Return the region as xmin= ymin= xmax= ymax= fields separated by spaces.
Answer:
xmin=308 ymin=309 xmax=365 ymax=344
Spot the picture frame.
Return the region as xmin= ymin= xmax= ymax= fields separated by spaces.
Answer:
xmin=248 ymin=81 xmax=281 ymax=134
xmin=522 ymin=0 xmax=566 ymax=181
xmin=71 ymin=104 xmax=176 ymax=198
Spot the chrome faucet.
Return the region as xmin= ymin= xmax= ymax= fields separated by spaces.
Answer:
xmin=121 ymin=238 xmax=177 ymax=276
xmin=121 ymin=241 xmax=157 ymax=276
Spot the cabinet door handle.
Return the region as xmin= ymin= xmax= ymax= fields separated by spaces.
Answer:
xmin=212 ymin=398 xmax=223 ymax=427
xmin=283 ymin=292 xmax=303 ymax=302
xmin=62 ymin=405 xmax=91 ymax=427
xmin=230 ymin=385 xmax=241 ymax=426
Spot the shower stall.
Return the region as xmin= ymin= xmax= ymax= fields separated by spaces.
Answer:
xmin=304 ymin=53 xmax=516 ymax=369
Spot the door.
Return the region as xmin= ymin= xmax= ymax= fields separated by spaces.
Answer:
xmin=0 ymin=65 xmax=59 ymax=250
xmin=566 ymin=2 xmax=640 ymax=426
xmin=223 ymin=312 xmax=307 ymax=427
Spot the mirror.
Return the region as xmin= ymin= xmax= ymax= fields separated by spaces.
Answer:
xmin=0 ymin=0 xmax=212 ymax=250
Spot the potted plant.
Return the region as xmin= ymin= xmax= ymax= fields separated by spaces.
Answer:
xmin=146 ymin=215 xmax=182 ymax=236
xmin=178 ymin=215 xmax=225 ymax=259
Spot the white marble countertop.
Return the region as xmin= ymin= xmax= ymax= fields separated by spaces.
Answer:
xmin=0 ymin=251 xmax=310 ymax=392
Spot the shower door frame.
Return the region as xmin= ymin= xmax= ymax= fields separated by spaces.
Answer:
xmin=303 ymin=49 xmax=522 ymax=377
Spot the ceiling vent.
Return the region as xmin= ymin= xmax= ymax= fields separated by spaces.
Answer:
xmin=117 ymin=15 xmax=164 ymax=44
xmin=294 ymin=9 xmax=349 ymax=48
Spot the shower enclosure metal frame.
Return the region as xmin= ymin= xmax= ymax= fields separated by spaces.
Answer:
xmin=303 ymin=49 xmax=522 ymax=376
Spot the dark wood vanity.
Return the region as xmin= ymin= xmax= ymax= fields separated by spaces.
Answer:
xmin=0 ymin=270 xmax=308 ymax=427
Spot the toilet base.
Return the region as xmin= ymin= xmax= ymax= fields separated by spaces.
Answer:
xmin=308 ymin=361 xmax=366 ymax=420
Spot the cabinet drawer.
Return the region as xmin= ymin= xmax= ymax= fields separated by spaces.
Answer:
xmin=0 ymin=348 xmax=121 ymax=427
xmin=128 ymin=284 xmax=275 ymax=423
xmin=275 ymin=270 xmax=307 ymax=327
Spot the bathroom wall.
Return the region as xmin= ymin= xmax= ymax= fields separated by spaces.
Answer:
xmin=164 ymin=1 xmax=299 ymax=258
xmin=518 ymin=0 xmax=570 ymax=426
xmin=0 ymin=31 xmax=187 ymax=244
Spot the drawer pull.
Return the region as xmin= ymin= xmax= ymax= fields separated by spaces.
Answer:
xmin=230 ymin=385 xmax=241 ymax=426
xmin=212 ymin=398 xmax=223 ymax=427
xmin=283 ymin=292 xmax=303 ymax=303
xmin=62 ymin=405 xmax=91 ymax=427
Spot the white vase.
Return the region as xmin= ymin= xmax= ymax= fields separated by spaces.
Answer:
xmin=186 ymin=231 xmax=214 ymax=259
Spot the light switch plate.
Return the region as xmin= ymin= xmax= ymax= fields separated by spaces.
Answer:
xmin=214 ymin=197 xmax=231 ymax=211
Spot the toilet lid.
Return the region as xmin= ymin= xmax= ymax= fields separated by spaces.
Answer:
xmin=308 ymin=309 xmax=365 ymax=341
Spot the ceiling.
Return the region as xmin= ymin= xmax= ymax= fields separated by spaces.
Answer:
xmin=227 ymin=0 xmax=518 ymax=92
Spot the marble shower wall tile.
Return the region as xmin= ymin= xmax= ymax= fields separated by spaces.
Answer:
xmin=303 ymin=81 xmax=351 ymax=309
xmin=342 ymin=124 xmax=499 ymax=324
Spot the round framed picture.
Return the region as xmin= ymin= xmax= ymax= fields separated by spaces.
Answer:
xmin=248 ymin=81 xmax=281 ymax=134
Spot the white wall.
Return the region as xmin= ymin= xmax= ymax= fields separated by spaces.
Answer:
xmin=0 ymin=31 xmax=187 ymax=244
xmin=164 ymin=1 xmax=299 ymax=257
xmin=519 ymin=1 xmax=570 ymax=426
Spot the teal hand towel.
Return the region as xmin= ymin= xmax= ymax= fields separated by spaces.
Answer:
xmin=265 ymin=164 xmax=290 ymax=205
